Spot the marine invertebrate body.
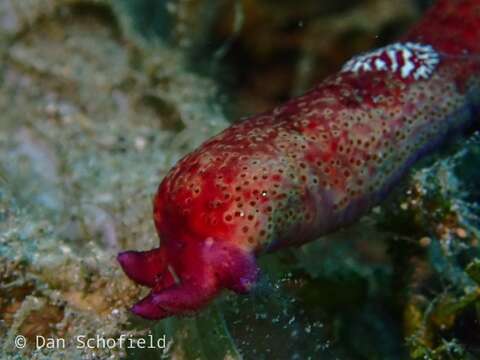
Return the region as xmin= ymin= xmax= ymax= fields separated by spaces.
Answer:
xmin=118 ymin=0 xmax=480 ymax=320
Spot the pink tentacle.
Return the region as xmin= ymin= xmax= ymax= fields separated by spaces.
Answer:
xmin=131 ymin=280 xmax=219 ymax=320
xmin=117 ymin=247 xmax=167 ymax=288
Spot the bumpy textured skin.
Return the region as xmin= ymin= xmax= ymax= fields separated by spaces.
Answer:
xmin=118 ymin=0 xmax=480 ymax=320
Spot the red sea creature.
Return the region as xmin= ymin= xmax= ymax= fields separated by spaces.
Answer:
xmin=118 ymin=0 xmax=480 ymax=319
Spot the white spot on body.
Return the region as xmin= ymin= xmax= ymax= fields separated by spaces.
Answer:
xmin=374 ymin=58 xmax=387 ymax=70
xmin=341 ymin=42 xmax=440 ymax=81
xmin=362 ymin=62 xmax=372 ymax=71
xmin=387 ymin=49 xmax=399 ymax=72
xmin=401 ymin=61 xmax=415 ymax=78
xmin=414 ymin=67 xmax=429 ymax=80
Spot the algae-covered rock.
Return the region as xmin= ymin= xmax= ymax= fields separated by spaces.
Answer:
xmin=0 ymin=1 xmax=227 ymax=359
xmin=378 ymin=136 xmax=480 ymax=359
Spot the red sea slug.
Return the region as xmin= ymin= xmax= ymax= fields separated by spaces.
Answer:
xmin=118 ymin=0 xmax=480 ymax=319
